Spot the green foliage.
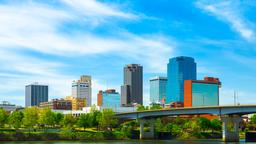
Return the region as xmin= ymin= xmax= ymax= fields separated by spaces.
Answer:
xmin=136 ymin=105 xmax=147 ymax=111
xmin=8 ymin=111 xmax=23 ymax=130
xmin=38 ymin=108 xmax=56 ymax=128
xmin=0 ymin=108 xmax=8 ymax=127
xmin=77 ymin=113 xmax=92 ymax=130
xmin=91 ymin=110 xmax=101 ymax=128
xmin=155 ymin=118 xmax=164 ymax=132
xmin=62 ymin=114 xmax=77 ymax=129
xmin=55 ymin=113 xmax=64 ymax=125
xmin=99 ymin=109 xmax=117 ymax=131
xmin=210 ymin=119 xmax=222 ymax=131
xmin=166 ymin=123 xmax=182 ymax=136
xmin=22 ymin=107 xmax=39 ymax=130
xmin=197 ymin=117 xmax=211 ymax=131
xmin=150 ymin=104 xmax=162 ymax=110
xmin=118 ymin=121 xmax=138 ymax=138
xmin=250 ymin=114 xmax=256 ymax=124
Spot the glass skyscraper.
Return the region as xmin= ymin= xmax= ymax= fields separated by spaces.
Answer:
xmin=167 ymin=56 xmax=196 ymax=104
xmin=25 ymin=83 xmax=48 ymax=107
xmin=150 ymin=77 xmax=167 ymax=104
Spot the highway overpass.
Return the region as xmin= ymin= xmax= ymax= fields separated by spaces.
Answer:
xmin=116 ymin=105 xmax=256 ymax=142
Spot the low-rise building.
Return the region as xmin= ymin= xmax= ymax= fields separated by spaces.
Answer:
xmin=65 ymin=96 xmax=86 ymax=110
xmin=39 ymin=99 xmax=72 ymax=110
xmin=184 ymin=77 xmax=221 ymax=107
xmin=0 ymin=101 xmax=22 ymax=112
xmin=97 ymin=89 xmax=120 ymax=109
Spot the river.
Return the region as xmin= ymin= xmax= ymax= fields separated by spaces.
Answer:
xmin=0 ymin=139 xmax=249 ymax=144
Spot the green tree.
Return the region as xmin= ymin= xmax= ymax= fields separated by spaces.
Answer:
xmin=166 ymin=123 xmax=182 ymax=136
xmin=99 ymin=109 xmax=117 ymax=131
xmin=23 ymin=107 xmax=39 ymax=131
xmin=0 ymin=108 xmax=8 ymax=128
xmin=8 ymin=111 xmax=23 ymax=130
xmin=150 ymin=104 xmax=162 ymax=110
xmin=155 ymin=118 xmax=164 ymax=132
xmin=210 ymin=119 xmax=222 ymax=132
xmin=38 ymin=108 xmax=56 ymax=129
xmin=62 ymin=114 xmax=76 ymax=129
xmin=136 ymin=105 xmax=147 ymax=111
xmin=250 ymin=114 xmax=256 ymax=124
xmin=77 ymin=113 xmax=92 ymax=131
xmin=55 ymin=113 xmax=64 ymax=126
xmin=91 ymin=110 xmax=102 ymax=130
xmin=197 ymin=117 xmax=211 ymax=131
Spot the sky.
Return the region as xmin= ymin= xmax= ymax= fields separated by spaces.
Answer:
xmin=0 ymin=0 xmax=256 ymax=107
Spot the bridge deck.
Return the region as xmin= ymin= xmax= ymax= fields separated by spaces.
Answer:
xmin=116 ymin=105 xmax=256 ymax=119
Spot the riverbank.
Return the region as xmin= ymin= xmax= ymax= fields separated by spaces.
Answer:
xmin=1 ymin=139 xmax=248 ymax=144
xmin=0 ymin=131 xmax=128 ymax=141
xmin=0 ymin=131 xmax=222 ymax=141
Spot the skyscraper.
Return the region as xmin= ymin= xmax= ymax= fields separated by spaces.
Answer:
xmin=121 ymin=64 xmax=143 ymax=106
xmin=150 ymin=77 xmax=167 ymax=104
xmin=72 ymin=75 xmax=92 ymax=107
xmin=167 ymin=56 xmax=196 ymax=104
xmin=25 ymin=83 xmax=48 ymax=107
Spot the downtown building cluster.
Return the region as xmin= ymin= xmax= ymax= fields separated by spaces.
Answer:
xmin=21 ymin=56 xmax=221 ymax=113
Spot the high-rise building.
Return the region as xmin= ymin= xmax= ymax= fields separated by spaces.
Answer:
xmin=184 ymin=77 xmax=221 ymax=107
xmin=167 ymin=56 xmax=196 ymax=104
xmin=72 ymin=75 xmax=91 ymax=107
xmin=97 ymin=89 xmax=120 ymax=108
xmin=25 ymin=83 xmax=48 ymax=107
xmin=150 ymin=77 xmax=167 ymax=104
xmin=121 ymin=64 xmax=143 ymax=106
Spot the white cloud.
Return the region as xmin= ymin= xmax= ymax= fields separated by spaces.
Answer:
xmin=196 ymin=1 xmax=255 ymax=41
xmin=0 ymin=1 xmax=174 ymax=72
xmin=0 ymin=0 xmax=174 ymax=106
xmin=61 ymin=0 xmax=137 ymax=19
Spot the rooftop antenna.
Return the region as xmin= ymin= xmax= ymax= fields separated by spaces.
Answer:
xmin=234 ymin=91 xmax=236 ymax=106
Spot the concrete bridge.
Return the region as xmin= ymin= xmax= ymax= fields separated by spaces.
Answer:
xmin=116 ymin=105 xmax=256 ymax=142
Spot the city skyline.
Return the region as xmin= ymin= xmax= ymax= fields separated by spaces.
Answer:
xmin=0 ymin=0 xmax=256 ymax=106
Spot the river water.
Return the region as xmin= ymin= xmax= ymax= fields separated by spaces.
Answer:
xmin=0 ymin=139 xmax=249 ymax=144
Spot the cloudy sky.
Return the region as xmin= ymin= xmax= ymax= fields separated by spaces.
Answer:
xmin=0 ymin=0 xmax=255 ymax=106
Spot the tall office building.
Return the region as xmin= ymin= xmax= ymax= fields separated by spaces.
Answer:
xmin=150 ymin=77 xmax=167 ymax=104
xmin=184 ymin=77 xmax=221 ymax=107
xmin=25 ymin=83 xmax=48 ymax=107
xmin=167 ymin=56 xmax=196 ymax=104
xmin=121 ymin=64 xmax=143 ymax=106
xmin=97 ymin=89 xmax=120 ymax=108
xmin=72 ymin=75 xmax=92 ymax=107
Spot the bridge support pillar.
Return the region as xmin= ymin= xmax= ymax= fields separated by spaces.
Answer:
xmin=221 ymin=115 xmax=242 ymax=142
xmin=139 ymin=118 xmax=155 ymax=139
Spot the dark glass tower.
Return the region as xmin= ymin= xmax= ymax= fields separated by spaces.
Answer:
xmin=25 ymin=83 xmax=48 ymax=107
xmin=167 ymin=56 xmax=196 ymax=104
xmin=121 ymin=64 xmax=143 ymax=106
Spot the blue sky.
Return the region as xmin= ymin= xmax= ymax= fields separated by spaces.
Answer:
xmin=0 ymin=0 xmax=255 ymax=106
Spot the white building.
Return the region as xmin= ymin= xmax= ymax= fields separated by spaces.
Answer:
xmin=56 ymin=106 xmax=135 ymax=117
xmin=72 ymin=75 xmax=92 ymax=107
xmin=0 ymin=101 xmax=23 ymax=112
